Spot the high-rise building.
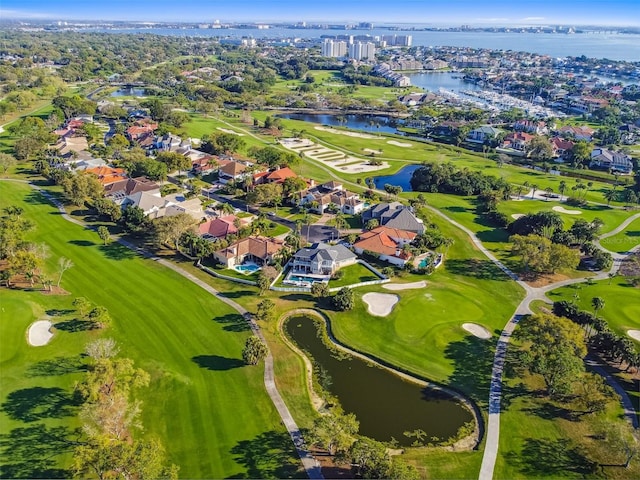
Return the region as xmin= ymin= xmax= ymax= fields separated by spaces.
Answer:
xmin=348 ymin=41 xmax=376 ymax=61
xmin=321 ymin=39 xmax=348 ymax=58
xmin=381 ymin=35 xmax=412 ymax=47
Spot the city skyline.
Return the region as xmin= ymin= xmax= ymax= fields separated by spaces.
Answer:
xmin=2 ymin=0 xmax=640 ymax=27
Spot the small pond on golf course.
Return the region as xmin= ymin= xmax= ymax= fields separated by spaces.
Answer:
xmin=284 ymin=315 xmax=474 ymax=446
xmin=372 ymin=164 xmax=422 ymax=192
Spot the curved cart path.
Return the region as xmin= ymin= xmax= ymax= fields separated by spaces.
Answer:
xmin=0 ymin=179 xmax=323 ymax=480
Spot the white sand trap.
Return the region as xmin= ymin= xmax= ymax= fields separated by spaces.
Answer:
xmin=363 ymin=148 xmax=381 ymax=154
xmin=628 ymin=330 xmax=640 ymax=342
xmin=511 ymin=213 xmax=525 ymax=219
xmin=314 ymin=126 xmax=377 ymax=139
xmin=362 ymin=293 xmax=399 ymax=317
xmin=383 ymin=280 xmax=427 ymax=291
xmin=28 ymin=320 xmax=53 ymax=346
xmin=216 ymin=127 xmax=245 ymax=136
xmin=387 ymin=140 xmax=412 ymax=147
xmin=553 ymin=206 xmax=582 ymax=215
xmin=462 ymin=323 xmax=492 ymax=340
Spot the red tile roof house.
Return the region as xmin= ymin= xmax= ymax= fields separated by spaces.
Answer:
xmin=550 ymin=137 xmax=575 ymax=161
xmin=198 ymin=215 xmax=240 ymax=240
xmin=213 ymin=236 xmax=285 ymax=269
xmin=353 ymin=226 xmax=416 ymax=267
xmin=559 ymin=125 xmax=596 ymax=142
xmin=104 ymin=176 xmax=160 ymax=204
xmin=501 ymin=132 xmax=535 ymax=153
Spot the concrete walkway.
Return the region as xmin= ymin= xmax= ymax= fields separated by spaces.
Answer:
xmin=4 ymin=180 xmax=323 ymax=480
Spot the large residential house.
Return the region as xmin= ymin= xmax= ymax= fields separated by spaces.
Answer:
xmin=253 ymin=166 xmax=298 ymax=185
xmin=198 ymin=215 xmax=239 ymax=240
xmin=155 ymin=134 xmax=191 ymax=154
xmin=501 ymin=132 xmax=534 ymax=152
xmin=466 ymin=126 xmax=503 ymax=144
xmin=589 ymin=148 xmax=633 ymax=174
xmin=53 ymin=136 xmax=89 ymax=158
xmin=550 ymin=137 xmax=575 ymax=160
xmin=297 ymin=181 xmax=364 ymax=214
xmin=353 ymin=226 xmax=416 ymax=266
xmin=218 ymin=160 xmax=252 ymax=184
xmin=213 ymin=236 xmax=284 ymax=268
xmin=105 ymin=176 xmax=160 ymax=203
xmin=362 ymin=202 xmax=425 ymax=234
xmin=558 ymin=125 xmax=595 ymax=142
xmin=121 ymin=191 xmax=167 ymax=218
xmin=291 ymin=243 xmax=357 ymax=277
xmin=513 ymin=119 xmax=548 ymax=135
xmin=85 ymin=166 xmax=128 ymax=186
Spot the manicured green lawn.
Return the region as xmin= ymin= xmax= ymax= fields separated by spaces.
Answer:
xmin=0 ymin=181 xmax=300 ymax=479
xmin=600 ymin=216 xmax=640 ymax=253
xmin=329 ymin=262 xmax=380 ymax=288
xmin=546 ymin=276 xmax=640 ymax=338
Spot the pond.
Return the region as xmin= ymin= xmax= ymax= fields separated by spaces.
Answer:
xmin=111 ymin=87 xmax=148 ymax=97
xmin=405 ymin=71 xmax=482 ymax=93
xmin=372 ymin=164 xmax=422 ymax=192
xmin=278 ymin=113 xmax=400 ymax=135
xmin=284 ymin=315 xmax=474 ymax=446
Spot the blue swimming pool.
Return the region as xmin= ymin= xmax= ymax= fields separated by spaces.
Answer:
xmin=235 ymin=264 xmax=261 ymax=274
xmin=418 ymin=257 xmax=430 ymax=268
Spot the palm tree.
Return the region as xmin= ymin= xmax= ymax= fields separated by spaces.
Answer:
xmin=530 ymin=184 xmax=538 ymax=199
xmin=544 ymin=187 xmax=553 ymax=201
xmin=57 ymin=257 xmax=74 ymax=288
xmin=591 ymin=296 xmax=605 ymax=319
xmin=558 ymin=180 xmax=567 ymax=201
xmin=603 ymin=188 xmax=618 ymax=206
xmin=220 ymin=202 xmax=235 ymax=216
xmin=608 ymin=272 xmax=617 ymax=285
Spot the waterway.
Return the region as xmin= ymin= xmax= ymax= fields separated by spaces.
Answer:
xmin=85 ymin=27 xmax=640 ymax=61
xmin=284 ymin=315 xmax=473 ymax=445
xmin=406 ymin=71 xmax=482 ymax=93
xmin=373 ymin=164 xmax=422 ymax=192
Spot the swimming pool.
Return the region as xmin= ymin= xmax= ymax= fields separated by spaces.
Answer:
xmin=235 ymin=264 xmax=261 ymax=274
xmin=418 ymin=257 xmax=431 ymax=268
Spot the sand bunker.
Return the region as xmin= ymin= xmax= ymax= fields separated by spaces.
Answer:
xmin=314 ymin=126 xmax=377 ymax=139
xmin=363 ymin=148 xmax=382 ymax=155
xmin=511 ymin=214 xmax=525 ymax=220
xmin=462 ymin=323 xmax=491 ymax=339
xmin=627 ymin=330 xmax=640 ymax=342
xmin=216 ymin=127 xmax=244 ymax=136
xmin=383 ymin=281 xmax=427 ymax=291
xmin=553 ymin=206 xmax=582 ymax=215
xmin=28 ymin=320 xmax=53 ymax=346
xmin=362 ymin=293 xmax=399 ymax=317
xmin=387 ymin=140 xmax=412 ymax=147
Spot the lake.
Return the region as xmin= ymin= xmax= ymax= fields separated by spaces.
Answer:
xmin=284 ymin=315 xmax=474 ymax=445
xmin=278 ymin=113 xmax=401 ymax=134
xmin=406 ymin=71 xmax=482 ymax=93
xmin=373 ymin=164 xmax=422 ymax=192
xmin=111 ymin=87 xmax=148 ymax=97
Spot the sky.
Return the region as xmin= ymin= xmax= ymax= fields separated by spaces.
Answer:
xmin=2 ymin=0 xmax=640 ymax=27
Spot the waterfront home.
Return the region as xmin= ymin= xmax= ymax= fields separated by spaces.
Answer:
xmin=213 ymin=236 xmax=284 ymax=269
xmin=291 ymin=243 xmax=357 ymax=277
xmin=501 ymin=132 xmax=534 ymax=152
xmin=353 ymin=226 xmax=416 ymax=267
xmin=513 ymin=119 xmax=548 ymax=135
xmin=589 ymin=148 xmax=633 ymax=174
xmin=362 ymin=202 xmax=425 ymax=234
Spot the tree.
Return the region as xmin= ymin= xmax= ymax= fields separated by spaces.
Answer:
xmin=94 ymin=198 xmax=122 ymax=222
xmin=0 ymin=153 xmax=17 ymax=176
xmin=255 ymin=299 xmax=276 ymax=322
xmin=591 ymin=296 xmax=605 ymax=319
xmin=365 ymin=219 xmax=379 ymax=231
xmin=348 ymin=437 xmax=392 ymax=479
xmin=510 ymin=234 xmax=580 ymax=274
xmin=333 ymin=287 xmax=354 ymax=311
xmin=156 ymin=151 xmax=191 ymax=174
xmin=514 ymin=313 xmax=587 ymax=397
xmin=97 ymin=226 xmax=110 ymax=245
xmin=558 ymin=180 xmax=567 ymax=201
xmin=596 ymin=422 xmax=640 ymax=469
xmin=85 ymin=338 xmax=120 ymax=360
xmin=310 ymin=411 xmax=359 ymax=456
xmin=73 ymin=297 xmax=92 ymax=318
xmin=570 ymin=140 xmax=592 ymax=168
xmin=256 ymin=271 xmax=272 ymax=295
xmin=311 ymin=281 xmax=329 ymax=298
xmin=120 ymin=205 xmax=148 ymax=235
xmin=574 ymin=372 xmax=615 ymax=415
xmin=62 ymin=173 xmax=104 ymax=207
xmin=57 ymin=257 xmax=74 ymax=287
xmin=603 ymin=188 xmax=618 ymax=206
xmin=242 ymin=336 xmax=268 ymax=365
xmin=526 ymin=135 xmax=554 ymax=161
xmin=88 ymin=306 xmax=112 ymax=329
xmin=152 ymin=213 xmax=195 ymax=250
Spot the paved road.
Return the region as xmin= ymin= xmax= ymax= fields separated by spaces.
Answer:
xmin=4 ymin=180 xmax=323 ymax=480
